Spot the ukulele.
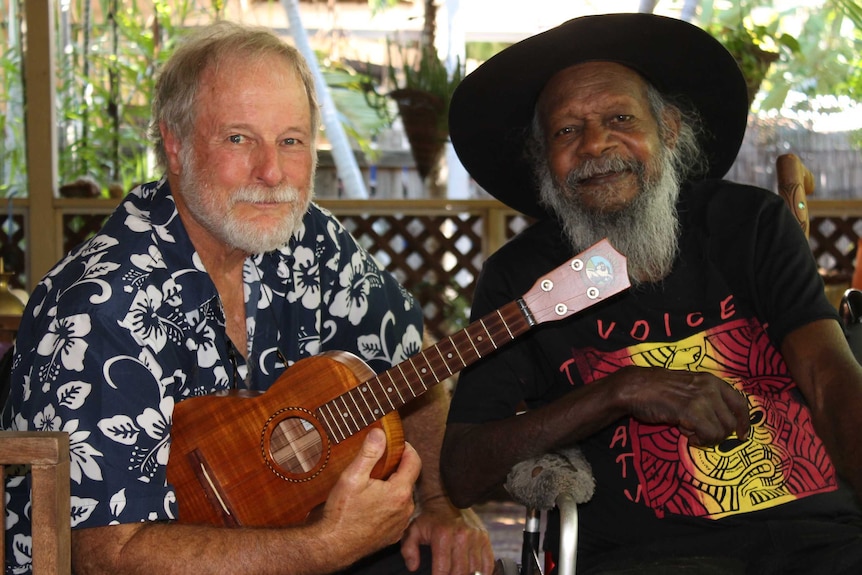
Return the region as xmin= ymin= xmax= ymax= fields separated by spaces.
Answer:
xmin=166 ymin=238 xmax=629 ymax=527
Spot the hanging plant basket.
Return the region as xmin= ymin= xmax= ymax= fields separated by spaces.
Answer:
xmin=390 ymin=87 xmax=449 ymax=181
xmin=734 ymin=45 xmax=780 ymax=106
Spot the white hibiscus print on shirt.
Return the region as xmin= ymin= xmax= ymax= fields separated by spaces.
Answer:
xmin=123 ymin=285 xmax=169 ymax=352
xmin=331 ymin=251 xmax=380 ymax=325
xmin=36 ymin=313 xmax=91 ymax=387
xmin=287 ymin=245 xmax=322 ymax=309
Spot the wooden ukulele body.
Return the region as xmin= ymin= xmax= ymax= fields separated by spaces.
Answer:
xmin=167 ymin=351 xmax=404 ymax=527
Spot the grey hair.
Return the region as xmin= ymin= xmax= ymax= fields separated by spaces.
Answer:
xmin=525 ymin=78 xmax=708 ymax=184
xmin=148 ymin=20 xmax=320 ymax=170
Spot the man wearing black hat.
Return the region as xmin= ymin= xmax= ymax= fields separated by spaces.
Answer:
xmin=441 ymin=13 xmax=862 ymax=573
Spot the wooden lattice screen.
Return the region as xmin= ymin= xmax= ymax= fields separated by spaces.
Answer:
xmin=0 ymin=205 xmax=857 ymax=339
xmin=44 ymin=206 xmax=528 ymax=339
xmin=337 ymin=212 xmax=486 ymax=339
xmin=810 ymin=216 xmax=862 ymax=283
xmin=0 ymin=214 xmax=27 ymax=289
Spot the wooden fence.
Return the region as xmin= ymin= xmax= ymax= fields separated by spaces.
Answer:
xmin=2 ymin=197 xmax=861 ymax=339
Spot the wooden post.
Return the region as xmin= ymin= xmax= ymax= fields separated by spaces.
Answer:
xmin=23 ymin=0 xmax=59 ymax=291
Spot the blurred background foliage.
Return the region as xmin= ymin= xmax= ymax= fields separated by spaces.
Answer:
xmin=1 ymin=0 xmax=862 ymax=200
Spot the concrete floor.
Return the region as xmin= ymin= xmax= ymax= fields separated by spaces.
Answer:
xmin=473 ymin=500 xmax=527 ymax=564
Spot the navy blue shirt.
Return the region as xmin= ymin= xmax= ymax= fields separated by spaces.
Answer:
xmin=3 ymin=177 xmax=422 ymax=572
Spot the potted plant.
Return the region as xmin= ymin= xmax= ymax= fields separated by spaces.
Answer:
xmin=385 ymin=42 xmax=464 ymax=188
xmin=708 ymin=22 xmax=799 ymax=106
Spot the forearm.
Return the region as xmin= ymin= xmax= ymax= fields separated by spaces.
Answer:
xmin=399 ymin=384 xmax=452 ymax=504
xmin=441 ymin=383 xmax=624 ymax=508
xmin=799 ymin=357 xmax=862 ymax=498
xmin=72 ymin=520 xmax=364 ymax=575
xmin=781 ymin=319 xmax=862 ymax=501
xmin=73 ymin=426 xmax=420 ymax=575
xmin=818 ymin=382 xmax=862 ymax=498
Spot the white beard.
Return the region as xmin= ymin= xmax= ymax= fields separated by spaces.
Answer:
xmin=178 ymin=149 xmax=311 ymax=254
xmin=538 ymin=148 xmax=681 ymax=285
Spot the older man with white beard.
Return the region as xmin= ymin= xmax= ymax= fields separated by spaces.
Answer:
xmin=441 ymin=13 xmax=862 ymax=575
xmin=3 ymin=21 xmax=493 ymax=575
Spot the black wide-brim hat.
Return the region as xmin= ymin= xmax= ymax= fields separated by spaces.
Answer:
xmin=448 ymin=13 xmax=749 ymax=218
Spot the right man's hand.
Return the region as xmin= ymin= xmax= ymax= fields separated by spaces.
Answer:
xmin=321 ymin=427 xmax=422 ymax=553
xmin=612 ymin=366 xmax=750 ymax=446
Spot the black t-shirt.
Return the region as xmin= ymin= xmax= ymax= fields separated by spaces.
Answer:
xmin=448 ymin=179 xmax=859 ymax=556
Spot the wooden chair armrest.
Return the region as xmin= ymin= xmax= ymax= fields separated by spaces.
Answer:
xmin=0 ymin=431 xmax=71 ymax=575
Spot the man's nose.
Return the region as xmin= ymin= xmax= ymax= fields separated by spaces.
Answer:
xmin=254 ymin=144 xmax=284 ymax=186
xmin=577 ymin=123 xmax=615 ymax=158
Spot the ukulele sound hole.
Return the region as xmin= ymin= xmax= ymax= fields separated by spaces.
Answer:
xmin=269 ymin=416 xmax=324 ymax=475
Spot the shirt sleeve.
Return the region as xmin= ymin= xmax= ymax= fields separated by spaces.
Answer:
xmin=703 ymin=182 xmax=838 ymax=346
xmin=8 ymin=306 xmax=180 ymax=529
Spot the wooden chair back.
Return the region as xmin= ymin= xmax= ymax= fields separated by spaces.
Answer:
xmin=0 ymin=432 xmax=71 ymax=575
xmin=776 ymin=153 xmax=815 ymax=238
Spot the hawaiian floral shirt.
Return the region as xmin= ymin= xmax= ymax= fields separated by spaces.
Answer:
xmin=2 ymin=177 xmax=422 ymax=573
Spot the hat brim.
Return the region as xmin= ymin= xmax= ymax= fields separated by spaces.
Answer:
xmin=448 ymin=13 xmax=749 ymax=218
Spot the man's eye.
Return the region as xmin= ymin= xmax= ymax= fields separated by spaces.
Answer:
xmin=613 ymin=115 xmax=633 ymax=123
xmin=282 ymin=137 xmax=298 ymax=146
xmin=229 ymin=134 xmax=243 ymax=144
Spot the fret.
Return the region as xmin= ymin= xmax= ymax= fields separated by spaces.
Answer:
xmin=370 ymin=381 xmax=388 ymax=416
xmin=321 ymin=401 xmax=347 ymax=442
xmin=497 ymin=308 xmax=515 ymax=340
xmin=407 ymin=355 xmax=429 ymax=393
xmin=448 ymin=335 xmax=467 ymax=367
xmin=385 ymin=370 xmax=407 ymax=404
xmin=335 ymin=394 xmax=360 ymax=436
xmin=434 ymin=345 xmax=454 ymax=376
xmin=347 ymin=388 xmax=370 ymax=427
xmin=463 ymin=327 xmax=481 ymax=359
xmin=400 ymin=365 xmax=419 ymax=398
xmin=356 ymin=382 xmax=381 ymax=420
xmin=385 ymin=363 xmax=411 ymax=400
xmin=315 ymin=406 xmax=337 ymax=443
xmin=478 ymin=318 xmax=498 ymax=350
xmin=372 ymin=376 xmax=397 ymax=411
xmin=416 ymin=352 xmax=439 ymax=383
xmin=396 ymin=362 xmax=424 ymax=398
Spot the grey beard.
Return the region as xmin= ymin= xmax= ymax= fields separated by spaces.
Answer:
xmin=178 ymin=148 xmax=309 ymax=254
xmin=538 ymin=151 xmax=681 ymax=285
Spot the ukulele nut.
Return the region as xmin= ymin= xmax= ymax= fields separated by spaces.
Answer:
xmin=571 ymin=258 xmax=584 ymax=271
xmin=540 ymin=279 xmax=554 ymax=292
xmin=586 ymin=286 xmax=600 ymax=299
xmin=554 ymin=303 xmax=568 ymax=315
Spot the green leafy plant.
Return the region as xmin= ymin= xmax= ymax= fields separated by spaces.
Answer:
xmin=319 ymin=59 xmax=394 ymax=161
xmin=700 ymin=0 xmax=862 ymax=115
xmin=706 ymin=21 xmax=800 ymax=106
xmin=375 ymin=40 xmax=464 ymax=183
xmin=0 ymin=0 xmax=395 ymax=198
xmin=386 ymin=41 xmax=463 ymax=134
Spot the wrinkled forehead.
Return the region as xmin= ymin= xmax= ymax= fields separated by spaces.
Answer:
xmin=536 ymin=61 xmax=655 ymax=117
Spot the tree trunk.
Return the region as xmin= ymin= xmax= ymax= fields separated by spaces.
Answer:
xmin=638 ymin=0 xmax=658 ymax=13
xmin=422 ymin=0 xmax=436 ymax=51
xmin=680 ymin=0 xmax=701 ymax=22
xmin=280 ymin=0 xmax=368 ymax=198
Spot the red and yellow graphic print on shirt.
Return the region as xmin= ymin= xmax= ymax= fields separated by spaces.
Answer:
xmin=572 ymin=314 xmax=838 ymax=520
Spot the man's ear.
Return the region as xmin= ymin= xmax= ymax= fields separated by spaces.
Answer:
xmin=162 ymin=122 xmax=183 ymax=176
xmin=661 ymin=106 xmax=682 ymax=150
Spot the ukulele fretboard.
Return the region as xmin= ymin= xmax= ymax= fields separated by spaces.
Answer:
xmin=316 ymin=299 xmax=531 ymax=443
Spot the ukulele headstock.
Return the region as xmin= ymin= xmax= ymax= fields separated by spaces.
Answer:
xmin=522 ymin=238 xmax=630 ymax=325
